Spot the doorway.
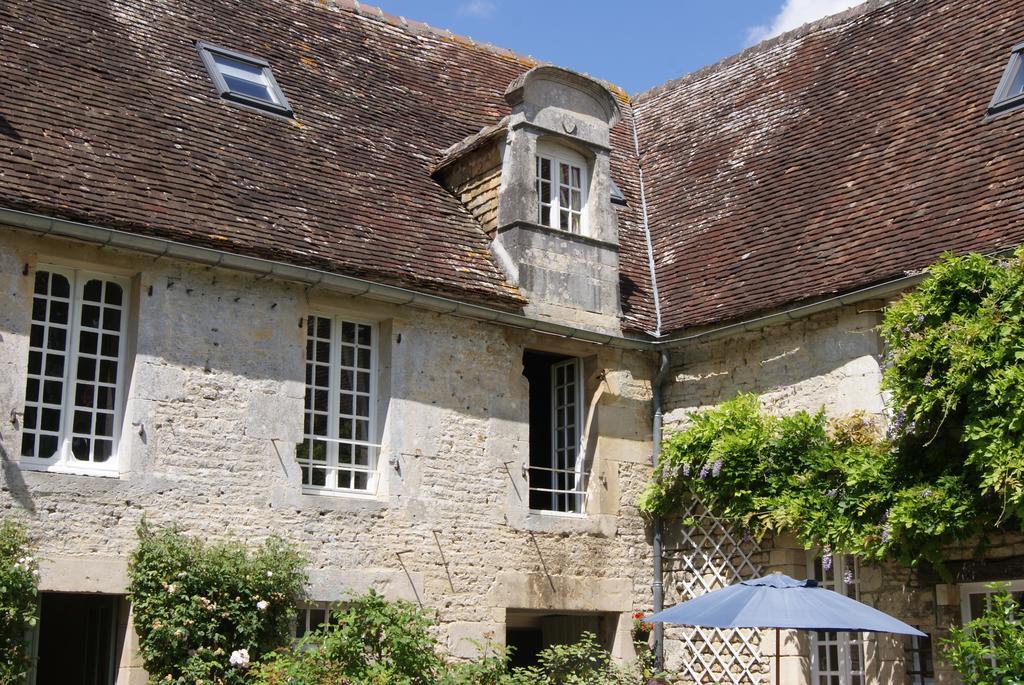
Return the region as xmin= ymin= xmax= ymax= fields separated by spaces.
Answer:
xmin=34 ymin=593 xmax=119 ymax=685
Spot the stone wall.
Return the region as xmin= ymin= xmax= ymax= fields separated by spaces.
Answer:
xmin=660 ymin=301 xmax=1024 ymax=685
xmin=0 ymin=230 xmax=657 ymax=681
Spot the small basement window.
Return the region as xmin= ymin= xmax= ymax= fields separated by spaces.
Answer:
xmin=989 ymin=41 xmax=1024 ymax=116
xmin=197 ymin=41 xmax=292 ymax=116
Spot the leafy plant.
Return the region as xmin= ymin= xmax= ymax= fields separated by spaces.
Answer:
xmin=638 ymin=250 xmax=1024 ymax=570
xmin=0 ymin=520 xmax=38 ymax=685
xmin=127 ymin=522 xmax=305 ymax=685
xmin=255 ymin=593 xmax=652 ymax=685
xmin=945 ymin=585 xmax=1024 ymax=684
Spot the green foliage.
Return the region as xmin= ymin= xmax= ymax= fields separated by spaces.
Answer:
xmin=510 ymin=632 xmax=649 ymax=685
xmin=0 ymin=521 xmax=38 ymax=685
xmin=945 ymin=585 xmax=1024 ymax=684
xmin=255 ymin=590 xmax=442 ymax=685
xmin=127 ymin=522 xmax=305 ymax=685
xmin=638 ymin=249 xmax=1024 ymax=567
xmin=254 ymin=593 xmax=651 ymax=685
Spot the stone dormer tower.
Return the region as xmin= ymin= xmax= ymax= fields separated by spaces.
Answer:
xmin=494 ymin=66 xmax=624 ymax=333
xmin=433 ymin=66 xmax=625 ymax=333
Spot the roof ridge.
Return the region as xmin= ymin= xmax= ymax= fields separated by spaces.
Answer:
xmin=325 ymin=0 xmax=634 ymax=104
xmin=633 ymin=0 xmax=916 ymax=104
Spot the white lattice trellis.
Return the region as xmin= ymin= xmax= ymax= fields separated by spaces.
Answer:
xmin=663 ymin=501 xmax=766 ymax=685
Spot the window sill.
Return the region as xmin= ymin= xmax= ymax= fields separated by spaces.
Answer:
xmin=515 ymin=510 xmax=618 ymax=537
xmin=18 ymin=461 xmax=120 ymax=479
xmin=270 ymin=486 xmax=388 ymax=513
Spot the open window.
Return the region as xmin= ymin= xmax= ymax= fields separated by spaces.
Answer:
xmin=522 ymin=350 xmax=586 ymax=514
xmin=197 ymin=41 xmax=293 ymax=117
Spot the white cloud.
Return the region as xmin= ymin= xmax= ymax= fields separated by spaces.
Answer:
xmin=456 ymin=0 xmax=497 ymax=19
xmin=746 ymin=0 xmax=866 ymax=44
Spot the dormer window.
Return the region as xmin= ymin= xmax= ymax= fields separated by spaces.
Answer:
xmin=989 ymin=41 xmax=1024 ymax=117
xmin=536 ymin=143 xmax=587 ymax=234
xmin=197 ymin=41 xmax=293 ymax=117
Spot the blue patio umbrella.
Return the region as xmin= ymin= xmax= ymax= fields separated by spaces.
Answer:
xmin=646 ymin=573 xmax=926 ymax=683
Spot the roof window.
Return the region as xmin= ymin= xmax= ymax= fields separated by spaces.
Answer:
xmin=989 ymin=41 xmax=1024 ymax=117
xmin=196 ymin=41 xmax=292 ymax=116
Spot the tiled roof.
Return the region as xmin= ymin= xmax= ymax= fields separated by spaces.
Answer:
xmin=635 ymin=0 xmax=1024 ymax=332
xmin=0 ymin=0 xmax=656 ymax=327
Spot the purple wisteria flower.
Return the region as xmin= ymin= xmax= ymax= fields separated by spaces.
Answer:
xmin=711 ymin=459 xmax=723 ymax=477
xmin=683 ymin=463 xmax=691 ymax=477
xmin=698 ymin=463 xmax=710 ymax=480
xmin=881 ymin=524 xmax=892 ymax=544
xmin=843 ymin=568 xmax=855 ymax=585
xmin=916 ymin=314 xmax=926 ymax=324
xmin=822 ymin=545 xmax=833 ymax=573
xmin=923 ymin=372 xmax=934 ymax=387
xmin=826 ymin=487 xmax=839 ymax=499
xmin=888 ymin=409 xmax=907 ymax=437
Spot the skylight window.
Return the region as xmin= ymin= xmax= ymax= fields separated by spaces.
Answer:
xmin=988 ymin=41 xmax=1024 ymax=117
xmin=196 ymin=41 xmax=292 ymax=116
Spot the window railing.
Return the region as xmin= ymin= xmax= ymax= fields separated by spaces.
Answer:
xmin=296 ymin=435 xmax=381 ymax=496
xmin=527 ymin=463 xmax=588 ymax=514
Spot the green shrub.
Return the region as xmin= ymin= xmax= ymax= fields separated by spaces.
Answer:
xmin=127 ymin=523 xmax=305 ymax=685
xmin=945 ymin=585 xmax=1024 ymax=685
xmin=0 ymin=520 xmax=38 ymax=685
xmin=255 ymin=590 xmax=443 ymax=684
xmin=254 ymin=592 xmax=651 ymax=685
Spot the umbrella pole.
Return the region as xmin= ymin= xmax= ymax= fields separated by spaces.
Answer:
xmin=775 ymin=628 xmax=780 ymax=685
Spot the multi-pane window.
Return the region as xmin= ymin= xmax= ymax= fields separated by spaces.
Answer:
xmin=20 ymin=267 xmax=128 ymax=474
xmin=808 ymin=554 xmax=865 ymax=685
xmin=523 ymin=351 xmax=585 ymax=513
xmin=905 ymin=633 xmax=934 ymax=685
xmin=297 ymin=315 xmax=378 ymax=495
xmin=989 ymin=41 xmax=1024 ymax=116
xmin=535 ymin=146 xmax=587 ymax=234
xmin=959 ymin=579 xmax=1024 ymax=670
xmin=294 ymin=603 xmax=337 ymax=640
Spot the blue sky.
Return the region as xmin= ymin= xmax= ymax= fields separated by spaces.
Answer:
xmin=367 ymin=0 xmax=864 ymax=94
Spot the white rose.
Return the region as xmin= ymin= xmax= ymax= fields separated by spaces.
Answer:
xmin=256 ymin=600 xmax=269 ymax=612
xmin=229 ymin=649 xmax=250 ymax=668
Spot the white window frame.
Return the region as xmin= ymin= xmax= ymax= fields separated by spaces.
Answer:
xmin=19 ymin=266 xmax=130 ymax=477
xmin=298 ymin=314 xmax=380 ymax=497
xmin=535 ymin=142 xmax=588 ymax=235
xmin=960 ymin=579 xmax=1024 ymax=622
xmin=294 ymin=602 xmax=338 ymax=642
xmin=528 ymin=357 xmax=586 ymax=515
xmin=988 ymin=41 xmax=1024 ymax=117
xmin=807 ymin=553 xmax=866 ymax=685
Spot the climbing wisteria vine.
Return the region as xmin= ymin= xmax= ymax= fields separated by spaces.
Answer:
xmin=638 ymin=250 xmax=1024 ymax=571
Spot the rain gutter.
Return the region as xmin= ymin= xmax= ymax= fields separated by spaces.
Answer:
xmin=0 ymin=207 xmax=655 ymax=351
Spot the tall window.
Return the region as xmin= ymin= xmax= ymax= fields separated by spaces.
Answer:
xmin=297 ymin=315 xmax=378 ymax=495
xmin=808 ymin=553 xmax=865 ymax=685
xmin=523 ymin=351 xmax=585 ymax=513
xmin=959 ymin=580 xmax=1024 ymax=671
xmin=20 ymin=267 xmax=129 ymax=474
xmin=535 ymin=144 xmax=587 ymax=234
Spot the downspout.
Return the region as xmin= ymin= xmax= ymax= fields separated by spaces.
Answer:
xmin=650 ymin=349 xmax=670 ymax=671
xmin=629 ymin=101 xmax=667 ymax=670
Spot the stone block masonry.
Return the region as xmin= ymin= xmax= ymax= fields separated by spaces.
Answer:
xmin=0 ymin=230 xmax=657 ymax=678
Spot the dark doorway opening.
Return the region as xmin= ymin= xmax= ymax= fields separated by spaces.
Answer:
xmin=522 ymin=350 xmax=583 ymax=513
xmin=35 ymin=593 xmax=118 ymax=685
xmin=505 ymin=610 xmax=612 ymax=669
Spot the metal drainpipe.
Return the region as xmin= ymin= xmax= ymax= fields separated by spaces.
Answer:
xmin=651 ymin=349 xmax=670 ymax=671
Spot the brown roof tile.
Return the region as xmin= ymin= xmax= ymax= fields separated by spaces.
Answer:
xmin=634 ymin=0 xmax=1024 ymax=332
xmin=0 ymin=0 xmax=656 ymax=327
